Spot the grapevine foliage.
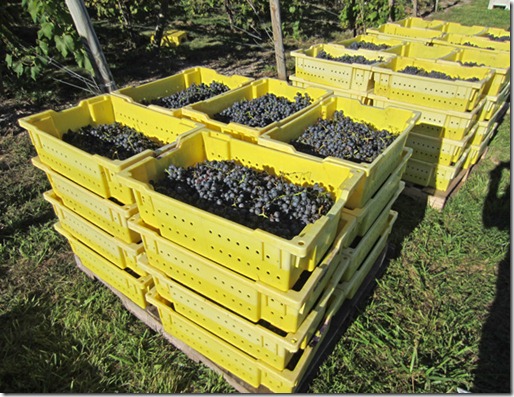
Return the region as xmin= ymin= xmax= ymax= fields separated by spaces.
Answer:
xmin=290 ymin=110 xmax=395 ymax=164
xmin=147 ymin=81 xmax=230 ymax=108
xmin=214 ymin=93 xmax=313 ymax=127
xmin=153 ymin=160 xmax=335 ymax=239
xmin=317 ymin=50 xmax=383 ymax=65
xmin=62 ymin=123 xmax=163 ymax=160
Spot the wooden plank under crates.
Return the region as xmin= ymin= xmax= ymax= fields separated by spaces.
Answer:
xmin=72 ymin=243 xmax=390 ymax=393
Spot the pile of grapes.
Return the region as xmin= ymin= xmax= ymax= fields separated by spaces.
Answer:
xmin=62 ymin=123 xmax=163 ymax=160
xmin=483 ymin=33 xmax=509 ymax=42
xmin=147 ymin=81 xmax=229 ymax=108
xmin=290 ymin=110 xmax=396 ymax=164
xmin=347 ymin=41 xmax=391 ymax=51
xmin=463 ymin=42 xmax=495 ymax=50
xmin=458 ymin=61 xmax=485 ymax=67
xmin=398 ymin=66 xmax=480 ymax=82
xmin=316 ymin=50 xmax=383 ymax=65
xmin=152 ymin=160 xmax=335 ymax=239
xmin=213 ymin=93 xmax=312 ymax=128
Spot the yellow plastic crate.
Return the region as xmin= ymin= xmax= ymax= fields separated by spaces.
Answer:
xmin=180 ymin=78 xmax=332 ymax=142
xmin=54 ymin=223 xmax=153 ymax=309
xmin=402 ymin=148 xmax=469 ymax=191
xmin=439 ymin=48 xmax=510 ymax=96
xmin=258 ymin=96 xmax=420 ymax=209
xmin=332 ymin=34 xmax=405 ymax=50
xmin=290 ymin=43 xmax=395 ymax=92
xmin=434 ymin=21 xmax=487 ymax=36
xmin=432 ymin=33 xmax=510 ymax=52
xmin=476 ymin=27 xmax=510 ymax=41
xmin=288 ymin=74 xmax=374 ymax=104
xmin=479 ymin=83 xmax=511 ymax=121
xmin=112 ymin=67 xmax=254 ymax=117
xmin=406 ymin=126 xmax=474 ymax=166
xmin=150 ymin=29 xmax=187 ymax=47
xmin=337 ymin=211 xmax=397 ymax=299
xmin=129 ymin=211 xmax=358 ymax=333
xmin=384 ymin=41 xmax=458 ymax=59
xmin=342 ymin=154 xmax=406 ymax=238
xmin=44 ymin=190 xmax=144 ymax=273
xmin=144 ymin=211 xmax=397 ymax=393
xmin=371 ymin=56 xmax=494 ymax=112
xmin=18 ymin=94 xmax=204 ymax=204
xmin=471 ymin=102 xmax=508 ymax=145
xmin=463 ymin=125 xmax=497 ymax=170
xmin=369 ymin=93 xmax=485 ymax=141
xmin=117 ymin=129 xmax=364 ymax=291
xmin=32 ymin=157 xmax=141 ymax=244
xmin=366 ymin=23 xmax=445 ymax=42
xmin=138 ymin=251 xmax=343 ymax=371
xmin=393 ymin=17 xmax=445 ymax=29
xmin=341 ymin=202 xmax=392 ymax=281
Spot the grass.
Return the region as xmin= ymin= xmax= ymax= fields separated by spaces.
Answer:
xmin=0 ymin=0 xmax=510 ymax=392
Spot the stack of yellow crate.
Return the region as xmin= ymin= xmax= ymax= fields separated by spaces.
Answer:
xmin=20 ymin=66 xmax=420 ymax=392
xmin=290 ymin=17 xmax=510 ymax=192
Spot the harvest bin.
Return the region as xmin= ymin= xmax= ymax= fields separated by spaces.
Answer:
xmin=54 ymin=223 xmax=153 ymax=309
xmin=180 ymin=78 xmax=332 ymax=142
xmin=32 ymin=157 xmax=141 ymax=244
xmin=116 ymin=129 xmax=364 ymax=292
xmin=145 ymin=211 xmax=398 ymax=393
xmin=44 ymin=190 xmax=145 ymax=273
xmin=129 ymin=211 xmax=358 ymax=333
xmin=432 ymin=33 xmax=510 ymax=52
xmin=18 ymin=94 xmax=204 ymax=204
xmin=290 ymin=43 xmax=395 ymax=92
xmin=369 ymin=93 xmax=485 ymax=141
xmin=432 ymin=21 xmax=487 ymax=36
xmin=112 ymin=67 xmax=254 ymax=116
xmin=258 ymin=96 xmax=420 ymax=209
xmin=366 ymin=23 xmax=445 ymax=43
xmin=393 ymin=17 xmax=445 ymax=29
xmin=332 ymin=34 xmax=405 ymax=50
xmin=439 ymin=47 xmax=510 ymax=97
xmin=136 ymin=238 xmax=345 ymax=371
xmin=383 ymin=41 xmax=457 ymax=60
xmin=371 ymin=56 xmax=494 ymax=111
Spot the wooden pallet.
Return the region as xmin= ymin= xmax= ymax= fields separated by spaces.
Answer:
xmin=401 ymin=147 xmax=489 ymax=211
xmin=74 ymin=244 xmax=389 ymax=393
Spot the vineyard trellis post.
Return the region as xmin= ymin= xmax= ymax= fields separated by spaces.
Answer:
xmin=269 ymin=0 xmax=287 ymax=81
xmin=65 ymin=0 xmax=117 ymax=92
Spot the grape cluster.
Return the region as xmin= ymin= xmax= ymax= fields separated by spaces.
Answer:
xmin=290 ymin=110 xmax=396 ymax=164
xmin=463 ymin=41 xmax=495 ymax=50
xmin=148 ymin=81 xmax=229 ymax=108
xmin=153 ymin=160 xmax=335 ymax=240
xmin=398 ymin=66 xmax=480 ymax=82
xmin=316 ymin=50 xmax=383 ymax=65
xmin=62 ymin=122 xmax=163 ymax=160
xmin=213 ymin=93 xmax=312 ymax=128
xmin=458 ymin=61 xmax=485 ymax=67
xmin=483 ymin=33 xmax=510 ymax=42
xmin=347 ymin=41 xmax=390 ymax=50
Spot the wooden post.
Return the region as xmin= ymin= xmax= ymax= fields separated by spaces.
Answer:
xmin=388 ymin=0 xmax=395 ymax=21
xmin=65 ymin=0 xmax=117 ymax=92
xmin=153 ymin=0 xmax=170 ymax=52
xmin=269 ymin=0 xmax=287 ymax=81
xmin=412 ymin=0 xmax=418 ymax=16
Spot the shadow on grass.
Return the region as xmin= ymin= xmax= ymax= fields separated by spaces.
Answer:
xmin=471 ymin=160 xmax=511 ymax=393
xmin=0 ymin=297 xmax=105 ymax=392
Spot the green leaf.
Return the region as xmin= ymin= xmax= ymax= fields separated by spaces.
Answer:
xmin=39 ymin=22 xmax=54 ymax=40
xmin=62 ymin=34 xmax=75 ymax=52
xmin=13 ymin=61 xmax=24 ymax=77
xmin=368 ymin=11 xmax=378 ymax=20
xmin=38 ymin=40 xmax=49 ymax=55
xmin=5 ymin=53 xmax=13 ymax=67
xmin=55 ymin=35 xmax=68 ymax=57
xmin=30 ymin=64 xmax=41 ymax=80
xmin=289 ymin=5 xmax=296 ymax=13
